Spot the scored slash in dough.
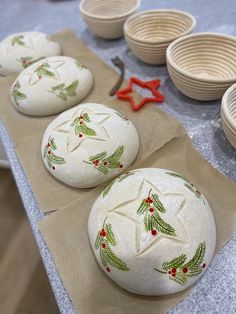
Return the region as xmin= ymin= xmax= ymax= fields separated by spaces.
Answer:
xmin=41 ymin=103 xmax=140 ymax=188
xmin=10 ymin=56 xmax=94 ymax=116
xmin=0 ymin=31 xmax=61 ymax=75
xmin=88 ymin=168 xmax=216 ymax=295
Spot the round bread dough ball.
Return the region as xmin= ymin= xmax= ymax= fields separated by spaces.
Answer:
xmin=10 ymin=56 xmax=93 ymax=116
xmin=0 ymin=32 xmax=61 ymax=75
xmin=41 ymin=103 xmax=139 ymax=188
xmin=88 ymin=168 xmax=216 ymax=295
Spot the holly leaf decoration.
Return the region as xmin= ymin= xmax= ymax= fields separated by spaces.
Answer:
xmin=95 ymin=221 xmax=129 ymax=272
xmin=12 ymin=81 xmax=26 ymax=105
xmin=84 ymin=146 xmax=124 ymax=175
xmin=43 ymin=137 xmax=65 ymax=170
xmin=49 ymin=80 xmax=79 ymax=101
xmin=155 ymin=241 xmax=207 ymax=285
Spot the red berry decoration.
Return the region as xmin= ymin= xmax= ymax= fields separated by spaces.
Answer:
xmin=151 ymin=229 xmax=157 ymax=236
xmin=182 ymin=267 xmax=188 ymax=273
xmin=47 ymin=143 xmax=50 ymax=147
xmin=52 ymin=166 xmax=55 ymax=170
xmin=106 ymin=267 xmax=110 ymax=272
xmin=202 ymin=263 xmax=206 ymax=269
xmin=172 ymin=268 xmax=177 ymax=274
xmin=80 ymin=116 xmax=84 ymax=119
xmin=168 ymin=270 xmax=172 ymax=274
xmin=104 ymin=161 xmax=108 ymax=166
xmin=172 ymin=273 xmax=176 ymax=277
xmin=48 ymin=151 xmax=51 ymax=155
xmin=145 ymin=197 xmax=153 ymax=204
xmin=102 ymin=243 xmax=106 ymax=249
xmin=79 ymin=121 xmax=83 ymax=125
xmin=119 ymin=164 xmax=123 ymax=168
xmin=149 ymin=207 xmax=154 ymax=213
xmin=79 ymin=134 xmax=83 ymax=138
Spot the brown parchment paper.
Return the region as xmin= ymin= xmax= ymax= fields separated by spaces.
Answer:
xmin=39 ymin=132 xmax=236 ymax=314
xmin=0 ymin=30 xmax=184 ymax=212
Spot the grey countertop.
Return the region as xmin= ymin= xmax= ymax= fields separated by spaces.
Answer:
xmin=1 ymin=0 xmax=236 ymax=313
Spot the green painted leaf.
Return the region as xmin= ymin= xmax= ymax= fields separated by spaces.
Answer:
xmin=58 ymin=91 xmax=67 ymax=101
xmin=137 ymin=200 xmax=149 ymax=215
xmin=152 ymin=193 xmax=166 ymax=213
xmin=107 ymin=161 xmax=120 ymax=169
xmin=162 ymin=254 xmax=187 ymax=271
xmin=89 ymin=151 xmax=107 ymax=161
xmin=51 ymin=83 xmax=65 ymax=91
xmin=104 ymin=245 xmax=129 ymax=271
xmin=183 ymin=242 xmax=206 ymax=270
xmin=95 ymin=232 xmax=102 ymax=250
xmin=105 ymin=224 xmax=116 ymax=246
xmin=102 ymin=181 xmax=115 ymax=198
xmin=80 ymin=124 xmax=96 ymax=136
xmin=48 ymin=151 xmax=65 ymax=165
xmin=65 ymin=80 xmax=78 ymax=94
xmin=41 ymin=67 xmax=55 ymax=77
xmin=107 ymin=146 xmax=124 ymax=163
xmin=11 ymin=35 xmax=25 ymax=46
xmin=97 ymin=164 xmax=109 ymax=175
xmin=152 ymin=211 xmax=176 ymax=236
xmin=170 ymin=272 xmax=188 ymax=285
xmin=49 ymin=138 xmax=57 ymax=150
xmin=83 ymin=112 xmax=90 ymax=122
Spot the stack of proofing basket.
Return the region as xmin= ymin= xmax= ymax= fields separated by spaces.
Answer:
xmin=79 ymin=0 xmax=236 ymax=149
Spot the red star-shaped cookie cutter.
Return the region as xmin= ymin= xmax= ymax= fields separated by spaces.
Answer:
xmin=115 ymin=77 xmax=164 ymax=111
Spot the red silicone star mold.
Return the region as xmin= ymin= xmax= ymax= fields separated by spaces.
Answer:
xmin=116 ymin=77 xmax=164 ymax=111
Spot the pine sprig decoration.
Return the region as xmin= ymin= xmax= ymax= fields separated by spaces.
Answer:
xmin=71 ymin=111 xmax=96 ymax=138
xmin=95 ymin=221 xmax=129 ymax=272
xmin=34 ymin=63 xmax=55 ymax=80
xmin=49 ymin=80 xmax=79 ymax=101
xmin=102 ymin=171 xmax=136 ymax=198
xmin=155 ymin=241 xmax=207 ymax=285
xmin=18 ymin=56 xmax=44 ymax=69
xmin=84 ymin=146 xmax=124 ymax=175
xmin=12 ymin=81 xmax=26 ymax=105
xmin=166 ymin=171 xmax=203 ymax=202
xmin=11 ymin=35 xmax=25 ymax=46
xmin=137 ymin=189 xmax=176 ymax=237
xmin=43 ymin=137 xmax=65 ymax=170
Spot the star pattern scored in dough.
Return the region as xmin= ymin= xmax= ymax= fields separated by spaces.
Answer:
xmin=26 ymin=59 xmax=65 ymax=86
xmin=53 ymin=108 xmax=111 ymax=153
xmin=108 ymin=179 xmax=188 ymax=257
